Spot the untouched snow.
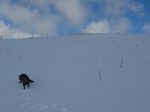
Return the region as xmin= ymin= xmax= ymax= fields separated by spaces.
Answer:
xmin=0 ymin=34 xmax=150 ymax=112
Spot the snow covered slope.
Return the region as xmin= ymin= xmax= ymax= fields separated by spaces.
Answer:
xmin=0 ymin=34 xmax=150 ymax=112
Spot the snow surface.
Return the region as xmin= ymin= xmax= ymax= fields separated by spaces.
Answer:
xmin=0 ymin=33 xmax=150 ymax=112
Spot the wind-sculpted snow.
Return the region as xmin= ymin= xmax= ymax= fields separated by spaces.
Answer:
xmin=0 ymin=34 xmax=150 ymax=112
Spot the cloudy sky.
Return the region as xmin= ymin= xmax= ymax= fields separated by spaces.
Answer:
xmin=0 ymin=0 xmax=150 ymax=38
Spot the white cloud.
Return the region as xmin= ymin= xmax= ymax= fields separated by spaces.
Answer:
xmin=0 ymin=0 xmax=87 ymax=37
xmin=20 ymin=0 xmax=87 ymax=25
xmin=104 ymin=0 xmax=144 ymax=17
xmin=111 ymin=17 xmax=131 ymax=33
xmin=0 ymin=1 xmax=58 ymax=35
xmin=142 ymin=23 xmax=150 ymax=33
xmin=0 ymin=20 xmax=36 ymax=39
xmin=12 ymin=32 xmax=42 ymax=39
xmin=83 ymin=20 xmax=109 ymax=33
xmin=83 ymin=0 xmax=142 ymax=34
xmin=0 ymin=0 xmax=145 ymax=37
xmin=0 ymin=20 xmax=40 ymax=39
xmin=83 ymin=17 xmax=131 ymax=34
xmin=104 ymin=0 xmax=127 ymax=17
xmin=127 ymin=1 xmax=144 ymax=16
xmin=20 ymin=0 xmax=54 ymax=13
xmin=0 ymin=20 xmax=14 ymax=38
xmin=54 ymin=0 xmax=86 ymax=25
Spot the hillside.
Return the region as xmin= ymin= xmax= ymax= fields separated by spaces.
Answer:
xmin=0 ymin=34 xmax=150 ymax=112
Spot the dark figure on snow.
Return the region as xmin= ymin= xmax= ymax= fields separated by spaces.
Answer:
xmin=19 ymin=73 xmax=34 ymax=89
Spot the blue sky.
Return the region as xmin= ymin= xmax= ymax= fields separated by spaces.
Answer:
xmin=0 ymin=0 xmax=150 ymax=38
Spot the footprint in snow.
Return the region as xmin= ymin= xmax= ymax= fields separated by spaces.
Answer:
xmin=51 ymin=104 xmax=57 ymax=108
xmin=28 ymin=103 xmax=50 ymax=111
xmin=19 ymin=92 xmax=68 ymax=112
xmin=51 ymin=104 xmax=68 ymax=112
xmin=61 ymin=108 xmax=67 ymax=112
xmin=39 ymin=105 xmax=49 ymax=110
